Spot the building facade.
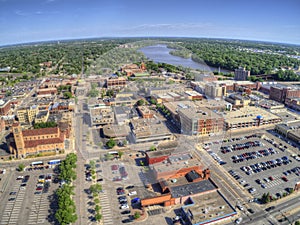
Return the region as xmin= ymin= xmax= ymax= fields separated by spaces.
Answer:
xmin=234 ymin=67 xmax=250 ymax=81
xmin=8 ymin=123 xmax=65 ymax=158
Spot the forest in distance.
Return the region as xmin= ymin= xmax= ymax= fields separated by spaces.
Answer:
xmin=0 ymin=37 xmax=299 ymax=81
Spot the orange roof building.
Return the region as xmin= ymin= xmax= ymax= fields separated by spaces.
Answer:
xmin=8 ymin=123 xmax=65 ymax=158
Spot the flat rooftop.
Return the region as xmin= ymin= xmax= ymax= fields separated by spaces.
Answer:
xmin=182 ymin=190 xmax=236 ymax=225
xmin=103 ymin=124 xmax=130 ymax=137
xmin=170 ymin=179 xmax=217 ymax=198
xmin=179 ymin=107 xmax=223 ymax=120
xmin=224 ymin=106 xmax=281 ymax=124
xmin=274 ymin=110 xmax=300 ymax=123
xmin=152 ymin=158 xmax=202 ymax=174
xmin=131 ymin=119 xmax=171 ymax=138
xmin=146 ymin=148 xmax=175 ymax=158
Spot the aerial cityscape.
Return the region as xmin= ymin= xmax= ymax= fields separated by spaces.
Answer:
xmin=0 ymin=1 xmax=300 ymax=225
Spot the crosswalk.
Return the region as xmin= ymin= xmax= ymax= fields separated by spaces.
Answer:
xmin=99 ymin=192 xmax=114 ymax=225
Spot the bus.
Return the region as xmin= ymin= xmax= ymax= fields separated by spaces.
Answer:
xmin=48 ymin=159 xmax=61 ymax=165
xmin=30 ymin=161 xmax=44 ymax=167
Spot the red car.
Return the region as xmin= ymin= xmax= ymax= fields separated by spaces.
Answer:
xmin=36 ymin=187 xmax=43 ymax=191
xmin=282 ymin=176 xmax=288 ymax=182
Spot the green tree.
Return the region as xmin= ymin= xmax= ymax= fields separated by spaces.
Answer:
xmin=122 ymin=140 xmax=128 ymax=146
xmin=89 ymin=160 xmax=96 ymax=170
xmin=95 ymin=205 xmax=101 ymax=213
xmin=134 ymin=211 xmax=141 ymax=219
xmin=149 ymin=146 xmax=156 ymax=151
xmin=136 ymin=99 xmax=145 ymax=106
xmin=106 ymin=138 xmax=116 ymax=149
xmin=149 ymin=98 xmax=156 ymax=105
xmin=33 ymin=121 xmax=57 ymax=129
xmin=106 ymin=89 xmax=114 ymax=97
xmin=95 ymin=213 xmax=102 ymax=222
xmin=118 ymin=151 xmax=124 ymax=159
xmin=295 ymin=221 xmax=300 ymax=225
xmin=63 ymin=91 xmax=72 ymax=99
xmin=90 ymin=183 xmax=102 ymax=194
xmin=94 ymin=198 xmax=100 ymax=204
xmin=18 ymin=163 xmax=25 ymax=172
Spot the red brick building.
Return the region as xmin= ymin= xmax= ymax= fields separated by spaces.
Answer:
xmin=270 ymin=85 xmax=300 ymax=103
xmin=0 ymin=100 xmax=11 ymax=116
xmin=137 ymin=106 xmax=154 ymax=119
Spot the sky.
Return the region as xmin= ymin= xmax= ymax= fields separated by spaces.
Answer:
xmin=0 ymin=0 xmax=300 ymax=46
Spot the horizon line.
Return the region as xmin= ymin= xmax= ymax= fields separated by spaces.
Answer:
xmin=1 ymin=36 xmax=300 ymax=48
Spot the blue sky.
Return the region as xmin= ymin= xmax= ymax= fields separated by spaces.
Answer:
xmin=1 ymin=0 xmax=299 ymax=46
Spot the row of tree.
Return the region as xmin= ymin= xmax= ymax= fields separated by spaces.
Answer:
xmin=169 ymin=39 xmax=300 ymax=75
xmin=55 ymin=153 xmax=78 ymax=225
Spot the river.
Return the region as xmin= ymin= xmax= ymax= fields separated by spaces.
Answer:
xmin=139 ymin=44 xmax=229 ymax=73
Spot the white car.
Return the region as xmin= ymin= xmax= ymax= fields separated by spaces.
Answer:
xmin=120 ymin=204 xmax=129 ymax=209
xmin=237 ymin=205 xmax=244 ymax=211
xmin=235 ymin=217 xmax=243 ymax=224
xmin=128 ymin=191 xmax=137 ymax=196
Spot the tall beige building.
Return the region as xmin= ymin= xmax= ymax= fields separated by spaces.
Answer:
xmin=16 ymin=105 xmax=39 ymax=125
xmin=234 ymin=67 xmax=250 ymax=81
xmin=204 ymin=83 xmax=226 ymax=99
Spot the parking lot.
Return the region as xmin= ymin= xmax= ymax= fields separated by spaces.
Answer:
xmin=203 ymin=133 xmax=300 ymax=200
xmin=96 ymin=157 xmax=152 ymax=225
xmin=0 ymin=166 xmax=59 ymax=225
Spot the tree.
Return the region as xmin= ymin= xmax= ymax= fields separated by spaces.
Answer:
xmin=63 ymin=91 xmax=72 ymax=99
xmin=149 ymin=98 xmax=156 ymax=105
xmin=95 ymin=205 xmax=101 ymax=213
xmin=149 ymin=146 xmax=156 ymax=151
xmin=106 ymin=89 xmax=114 ymax=97
xmin=122 ymin=140 xmax=128 ymax=146
xmin=33 ymin=121 xmax=57 ymax=129
xmin=89 ymin=160 xmax=96 ymax=170
xmin=104 ymin=153 xmax=114 ymax=161
xmin=94 ymin=198 xmax=100 ymax=204
xmin=118 ymin=151 xmax=124 ymax=159
xmin=106 ymin=138 xmax=116 ymax=149
xmin=18 ymin=163 xmax=25 ymax=172
xmin=136 ymin=99 xmax=145 ymax=106
xmin=90 ymin=183 xmax=102 ymax=194
xmin=295 ymin=221 xmax=300 ymax=225
xmin=134 ymin=211 xmax=141 ymax=219
xmin=95 ymin=213 xmax=102 ymax=222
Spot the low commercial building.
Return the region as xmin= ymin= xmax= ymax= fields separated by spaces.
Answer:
xmin=185 ymin=90 xmax=203 ymax=101
xmin=225 ymin=94 xmax=251 ymax=108
xmin=224 ymin=106 xmax=281 ymax=130
xmin=137 ymin=106 xmax=154 ymax=119
xmin=180 ymin=191 xmax=237 ymax=225
xmin=275 ymin=121 xmax=300 ymax=143
xmin=36 ymin=88 xmax=57 ymax=98
xmin=90 ymin=105 xmax=114 ymax=126
xmin=129 ymin=118 xmax=174 ymax=144
xmin=102 ymin=124 xmax=130 ymax=139
xmin=285 ymin=98 xmax=300 ymax=111
xmin=109 ymin=96 xmax=138 ymax=107
xmin=34 ymin=110 xmax=49 ymax=123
